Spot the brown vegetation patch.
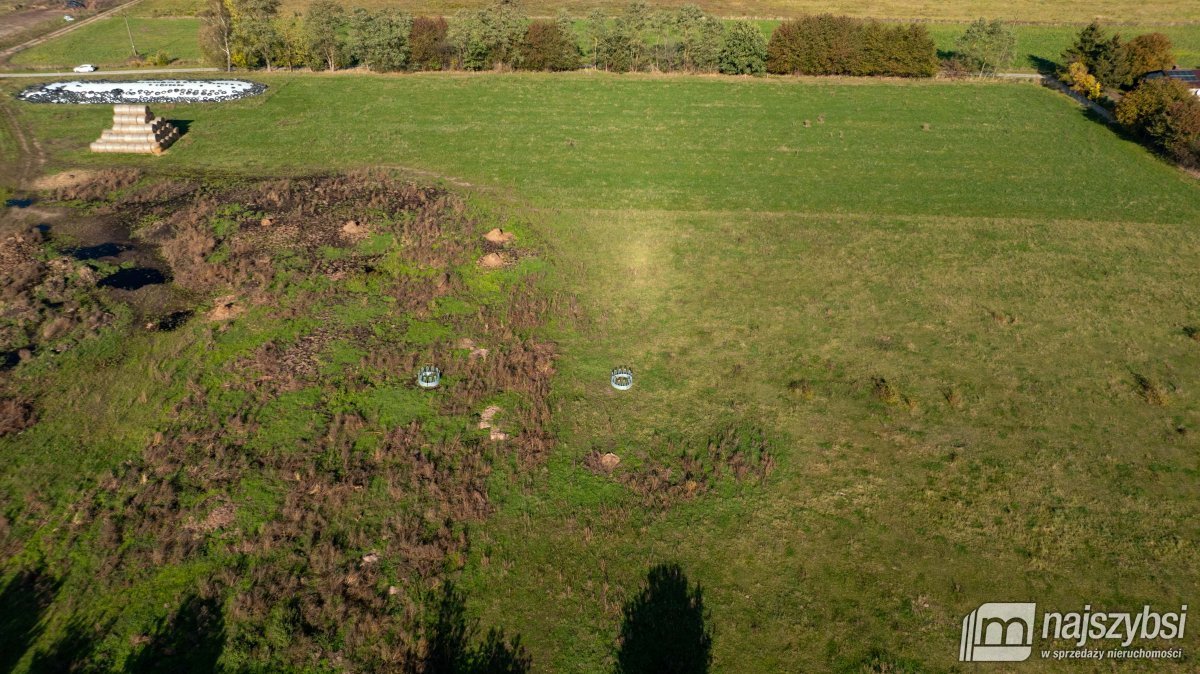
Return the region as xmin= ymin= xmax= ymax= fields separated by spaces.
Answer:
xmin=0 ymin=228 xmax=115 ymax=357
xmin=46 ymin=168 xmax=142 ymax=203
xmin=0 ymin=395 xmax=37 ymax=436
xmin=41 ymin=171 xmax=563 ymax=671
xmin=31 ymin=169 xmax=102 ymax=193
xmin=1133 ymin=373 xmax=1171 ymax=406
xmin=872 ymin=376 xmax=903 ymax=405
xmin=596 ymin=423 xmax=775 ymax=508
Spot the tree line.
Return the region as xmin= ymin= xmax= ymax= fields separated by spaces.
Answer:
xmin=199 ymin=0 xmax=941 ymax=77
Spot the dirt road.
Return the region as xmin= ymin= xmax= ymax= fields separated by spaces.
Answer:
xmin=0 ymin=0 xmax=146 ymax=65
xmin=0 ymin=96 xmax=47 ymax=189
xmin=0 ymin=67 xmax=222 ymax=78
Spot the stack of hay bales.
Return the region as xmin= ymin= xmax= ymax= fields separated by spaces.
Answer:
xmin=89 ymin=104 xmax=179 ymax=155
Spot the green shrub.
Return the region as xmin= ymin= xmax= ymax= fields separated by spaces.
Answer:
xmin=146 ymin=50 xmax=174 ymax=67
xmin=954 ymin=18 xmax=1016 ymax=76
xmin=860 ymin=23 xmax=937 ymax=77
xmin=348 ymin=8 xmax=412 ymax=72
xmin=675 ymin=4 xmax=723 ymax=72
xmin=718 ymin=20 xmax=765 ymax=75
xmin=767 ymin=15 xmax=863 ymax=76
xmin=447 ymin=1 xmax=526 ymax=70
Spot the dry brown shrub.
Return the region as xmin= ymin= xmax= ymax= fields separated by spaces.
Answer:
xmin=610 ymin=423 xmax=774 ymax=508
xmin=1134 ymin=373 xmax=1170 ymax=406
xmin=0 ymin=396 xmax=37 ymax=436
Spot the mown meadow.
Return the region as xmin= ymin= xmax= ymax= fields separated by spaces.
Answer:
xmin=3 ymin=72 xmax=1200 ymax=671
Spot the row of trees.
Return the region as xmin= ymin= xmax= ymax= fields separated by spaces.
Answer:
xmin=199 ymin=0 xmax=944 ymax=77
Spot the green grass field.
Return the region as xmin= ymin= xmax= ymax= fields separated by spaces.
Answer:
xmin=4 ymin=72 xmax=1200 ymax=670
xmin=7 ymin=17 xmax=203 ymax=68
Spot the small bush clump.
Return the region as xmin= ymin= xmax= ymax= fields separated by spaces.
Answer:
xmin=1116 ymin=78 xmax=1200 ymax=167
xmin=519 ymin=19 xmax=580 ymax=71
xmin=1133 ymin=372 xmax=1170 ymax=406
xmin=409 ymin=16 xmax=451 ymax=70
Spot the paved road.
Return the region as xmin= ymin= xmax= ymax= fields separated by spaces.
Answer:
xmin=0 ymin=0 xmax=146 ymax=63
xmin=0 ymin=67 xmax=221 ymax=78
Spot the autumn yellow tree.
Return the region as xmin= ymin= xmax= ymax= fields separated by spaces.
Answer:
xmin=1065 ymin=61 xmax=1102 ymax=99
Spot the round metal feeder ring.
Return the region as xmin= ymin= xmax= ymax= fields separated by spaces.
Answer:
xmin=417 ymin=365 xmax=442 ymax=389
xmin=610 ymin=367 xmax=634 ymax=391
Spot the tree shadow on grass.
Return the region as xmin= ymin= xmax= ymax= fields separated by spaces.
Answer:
xmin=0 ymin=567 xmax=60 ymax=673
xmin=616 ymin=563 xmax=712 ymax=674
xmin=27 ymin=614 xmax=113 ymax=674
xmin=1028 ymin=55 xmax=1059 ymax=76
xmin=414 ymin=582 xmax=531 ymax=674
xmin=123 ymin=593 xmax=225 ymax=674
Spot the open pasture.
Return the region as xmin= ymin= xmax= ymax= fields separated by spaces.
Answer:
xmin=3 ymin=71 xmax=1200 ymax=671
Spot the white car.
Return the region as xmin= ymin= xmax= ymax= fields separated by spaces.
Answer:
xmin=73 ymin=64 xmax=97 ymax=73
xmin=63 ymin=14 xmax=74 ymax=21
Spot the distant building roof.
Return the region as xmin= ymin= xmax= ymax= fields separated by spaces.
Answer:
xmin=1144 ymin=69 xmax=1200 ymax=88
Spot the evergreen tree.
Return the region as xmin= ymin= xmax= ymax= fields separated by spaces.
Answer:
xmin=718 ymin=20 xmax=766 ymax=75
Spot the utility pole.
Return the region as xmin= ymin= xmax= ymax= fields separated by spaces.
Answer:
xmin=124 ymin=11 xmax=138 ymax=58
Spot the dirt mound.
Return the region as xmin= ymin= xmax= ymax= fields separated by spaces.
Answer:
xmin=31 ymin=169 xmax=102 ymax=192
xmin=207 ymin=295 xmax=243 ymax=322
xmin=341 ymin=219 xmax=370 ymax=240
xmin=45 ymin=168 xmax=141 ymax=202
xmin=478 ymin=252 xmax=506 ymax=269
xmin=483 ymin=227 xmax=514 ymax=245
